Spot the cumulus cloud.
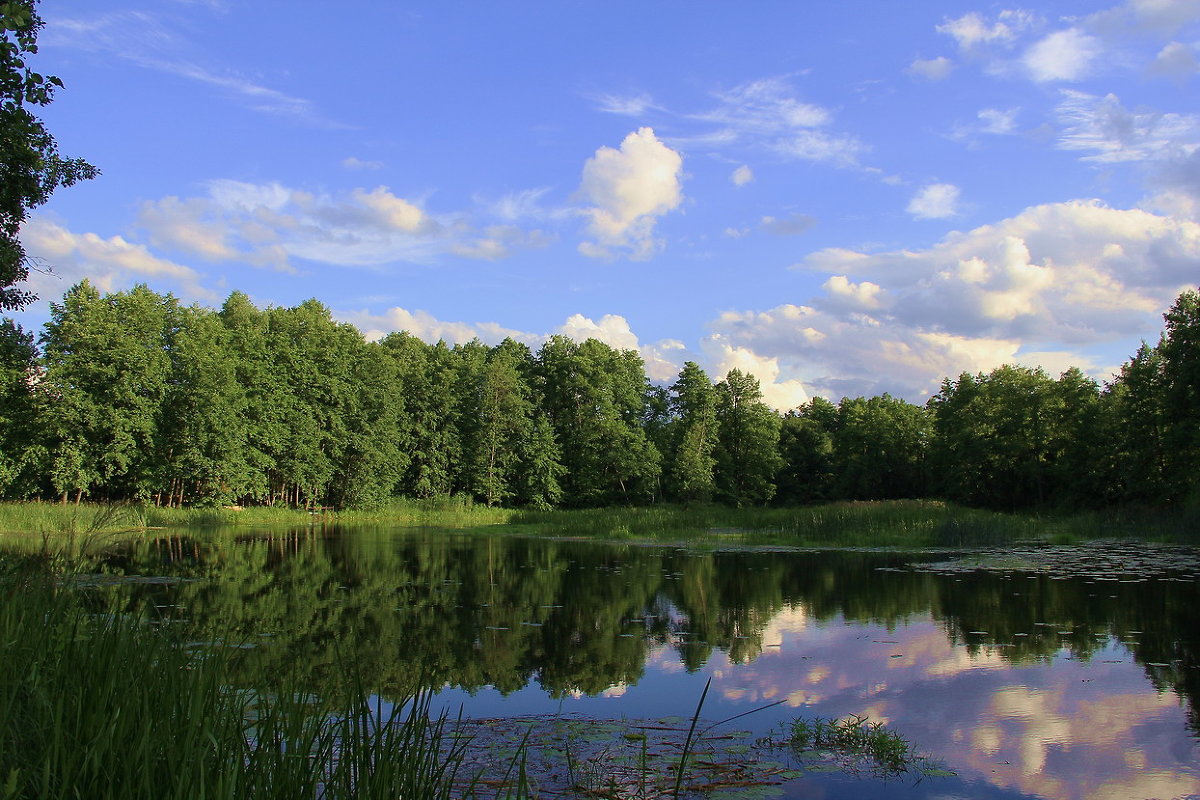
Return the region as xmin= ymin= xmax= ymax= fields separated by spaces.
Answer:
xmin=1022 ymin=28 xmax=1104 ymax=82
xmin=337 ymin=306 xmax=535 ymax=346
xmin=908 ymin=56 xmax=954 ymax=80
xmin=730 ymin=165 xmax=754 ymax=186
xmin=342 ymin=306 xmax=687 ymax=383
xmin=703 ymin=200 xmax=1200 ymax=400
xmin=19 ymin=216 xmax=214 ymax=310
xmin=136 ymin=180 xmax=547 ymax=270
xmin=907 ymin=183 xmax=961 ymax=219
xmin=577 ymin=127 xmax=684 ymax=260
xmin=701 ymin=335 xmax=810 ymax=410
xmin=1055 ymin=90 xmax=1200 ymax=162
xmin=556 ymin=313 xmax=686 ymax=381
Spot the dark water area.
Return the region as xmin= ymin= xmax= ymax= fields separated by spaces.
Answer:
xmin=22 ymin=526 xmax=1200 ymax=799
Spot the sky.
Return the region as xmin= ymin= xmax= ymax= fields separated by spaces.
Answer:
xmin=11 ymin=0 xmax=1200 ymax=407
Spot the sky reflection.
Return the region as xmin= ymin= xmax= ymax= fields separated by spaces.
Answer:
xmin=682 ymin=606 xmax=1200 ymax=800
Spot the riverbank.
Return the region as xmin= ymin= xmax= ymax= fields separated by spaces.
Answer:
xmin=1 ymin=498 xmax=1195 ymax=548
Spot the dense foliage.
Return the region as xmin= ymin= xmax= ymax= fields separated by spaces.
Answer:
xmin=0 ymin=282 xmax=1197 ymax=510
xmin=0 ymin=0 xmax=98 ymax=310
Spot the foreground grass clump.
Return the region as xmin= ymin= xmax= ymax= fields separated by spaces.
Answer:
xmin=0 ymin=561 xmax=481 ymax=800
xmin=787 ymin=715 xmax=921 ymax=776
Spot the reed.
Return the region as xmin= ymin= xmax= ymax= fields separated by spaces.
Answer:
xmin=0 ymin=562 xmax=500 ymax=800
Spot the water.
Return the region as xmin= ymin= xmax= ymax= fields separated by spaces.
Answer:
xmin=25 ymin=526 xmax=1200 ymax=799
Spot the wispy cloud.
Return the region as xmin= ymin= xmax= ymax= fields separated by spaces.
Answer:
xmin=44 ymin=10 xmax=348 ymax=128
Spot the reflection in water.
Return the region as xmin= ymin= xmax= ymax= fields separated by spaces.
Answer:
xmin=17 ymin=526 xmax=1200 ymax=800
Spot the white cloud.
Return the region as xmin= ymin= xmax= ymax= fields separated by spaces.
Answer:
xmin=1022 ymin=28 xmax=1104 ymax=82
xmin=731 ymin=165 xmax=754 ymax=186
xmin=19 ymin=217 xmax=214 ymax=310
xmin=595 ymin=92 xmax=656 ymax=116
xmin=908 ymin=56 xmax=954 ymax=80
xmin=556 ymin=313 xmax=685 ymax=381
xmin=338 ymin=307 xmax=535 ymax=347
xmin=136 ymin=180 xmax=548 ymax=270
xmin=1055 ymin=90 xmax=1200 ymax=162
xmin=978 ymin=107 xmax=1020 ymax=135
xmin=936 ymin=10 xmax=1034 ymax=51
xmin=688 ymin=77 xmax=864 ymax=168
xmin=702 ymin=200 xmax=1200 ymax=400
xmin=342 ymin=157 xmax=384 ymax=171
xmin=1149 ymin=41 xmax=1199 ymax=76
xmin=1088 ymin=0 xmax=1200 ymax=36
xmin=760 ymin=213 xmax=816 ymax=235
xmin=46 ymin=11 xmax=344 ymax=127
xmin=701 ymin=336 xmax=810 ymax=410
xmin=577 ymin=127 xmax=684 ymax=260
xmin=907 ymin=183 xmax=961 ymax=219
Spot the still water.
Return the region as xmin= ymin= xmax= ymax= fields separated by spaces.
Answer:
xmin=47 ymin=527 xmax=1200 ymax=799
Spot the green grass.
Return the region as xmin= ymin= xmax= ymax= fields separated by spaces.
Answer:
xmin=0 ymin=497 xmax=515 ymax=538
xmin=506 ymin=500 xmax=1114 ymax=547
xmin=5 ymin=497 xmax=1193 ymax=549
xmin=786 ymin=715 xmax=946 ymax=777
xmin=0 ymin=560 xmax=491 ymax=800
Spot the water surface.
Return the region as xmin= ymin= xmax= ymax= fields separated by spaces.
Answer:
xmin=22 ymin=526 xmax=1200 ymax=799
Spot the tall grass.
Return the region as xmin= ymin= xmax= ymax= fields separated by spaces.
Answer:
xmin=0 ymin=496 xmax=515 ymax=538
xmin=508 ymin=500 xmax=1092 ymax=547
xmin=0 ymin=562 xmax=492 ymax=800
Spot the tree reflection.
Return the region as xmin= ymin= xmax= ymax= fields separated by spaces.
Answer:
xmin=80 ymin=529 xmax=1200 ymax=731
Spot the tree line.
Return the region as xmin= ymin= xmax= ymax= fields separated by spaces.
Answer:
xmin=1 ymin=280 xmax=1197 ymax=510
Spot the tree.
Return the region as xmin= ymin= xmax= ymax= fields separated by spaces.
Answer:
xmin=1 ymin=1 xmax=97 ymax=309
xmin=775 ymin=398 xmax=837 ymax=505
xmin=1160 ymin=289 xmax=1200 ymax=501
xmin=0 ymin=317 xmax=38 ymax=496
xmin=666 ymin=362 xmax=718 ymax=504
xmin=830 ymin=394 xmax=931 ymax=501
xmin=535 ymin=336 xmax=661 ymax=506
xmin=713 ymin=369 xmax=782 ymax=506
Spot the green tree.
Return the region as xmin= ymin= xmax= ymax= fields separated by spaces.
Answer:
xmin=155 ymin=304 xmax=251 ymax=506
xmin=713 ymin=369 xmax=782 ymax=506
xmin=38 ymin=282 xmax=175 ymax=502
xmin=831 ymin=394 xmax=931 ymax=501
xmin=1160 ymin=289 xmax=1200 ymax=501
xmin=775 ymin=398 xmax=837 ymax=505
xmin=0 ymin=317 xmax=38 ymax=495
xmin=1 ymin=0 xmax=97 ymax=309
xmin=666 ymin=361 xmax=718 ymax=504
xmin=535 ymin=336 xmax=660 ymax=506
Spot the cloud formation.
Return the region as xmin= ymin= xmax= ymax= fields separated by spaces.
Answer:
xmin=20 ymin=217 xmax=214 ymax=306
xmin=1022 ymin=28 xmax=1104 ymax=82
xmin=577 ymin=128 xmax=684 ymax=260
xmin=701 ymin=200 xmax=1200 ymax=400
xmin=1056 ymin=90 xmax=1200 ymax=162
xmin=907 ymin=183 xmax=961 ymax=219
xmin=135 ymin=180 xmax=548 ymax=270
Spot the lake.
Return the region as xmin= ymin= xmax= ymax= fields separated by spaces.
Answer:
xmin=31 ymin=525 xmax=1200 ymax=799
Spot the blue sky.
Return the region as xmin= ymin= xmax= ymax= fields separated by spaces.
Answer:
xmin=12 ymin=0 xmax=1200 ymax=406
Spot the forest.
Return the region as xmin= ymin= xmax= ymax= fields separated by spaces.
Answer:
xmin=0 ymin=280 xmax=1197 ymax=512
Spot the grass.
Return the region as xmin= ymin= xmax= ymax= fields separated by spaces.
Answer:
xmin=0 ymin=496 xmax=516 ymax=538
xmin=785 ymin=715 xmax=947 ymax=778
xmin=0 ymin=553 xmax=950 ymax=799
xmin=0 ymin=559 xmax=491 ymax=800
xmin=7 ymin=496 xmax=1194 ymax=549
xmin=507 ymin=499 xmax=1119 ymax=548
